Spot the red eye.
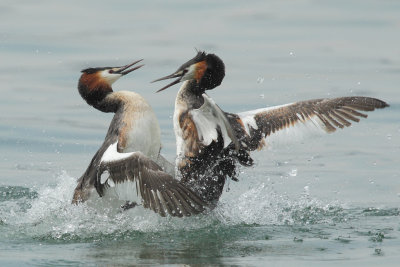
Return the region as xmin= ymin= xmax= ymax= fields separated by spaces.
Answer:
xmin=109 ymin=70 xmax=114 ymax=74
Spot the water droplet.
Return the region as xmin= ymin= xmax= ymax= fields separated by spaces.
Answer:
xmin=257 ymin=77 xmax=264 ymax=84
xmin=289 ymin=168 xmax=297 ymax=177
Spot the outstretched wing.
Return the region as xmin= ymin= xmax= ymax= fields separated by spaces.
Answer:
xmin=227 ymin=96 xmax=389 ymax=150
xmin=96 ymin=142 xmax=207 ymax=217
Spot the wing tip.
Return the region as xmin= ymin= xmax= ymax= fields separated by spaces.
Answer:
xmin=380 ymin=101 xmax=390 ymax=109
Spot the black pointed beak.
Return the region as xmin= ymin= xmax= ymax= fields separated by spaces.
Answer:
xmin=151 ymin=71 xmax=184 ymax=93
xmin=114 ymin=59 xmax=144 ymax=75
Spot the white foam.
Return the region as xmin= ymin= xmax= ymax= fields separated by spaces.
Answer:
xmin=0 ymin=170 xmax=344 ymax=241
xmin=215 ymin=179 xmax=343 ymax=226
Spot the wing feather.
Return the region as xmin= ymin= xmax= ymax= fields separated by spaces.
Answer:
xmin=160 ymin=191 xmax=175 ymax=216
xmin=97 ymin=142 xmax=207 ymax=217
xmin=165 ymin=190 xmax=184 ymax=217
xmin=229 ymin=96 xmax=388 ymax=150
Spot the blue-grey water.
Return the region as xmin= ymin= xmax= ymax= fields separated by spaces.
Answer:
xmin=1 ymin=1 xmax=399 ymax=266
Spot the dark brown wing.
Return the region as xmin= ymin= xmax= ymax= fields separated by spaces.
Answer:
xmin=227 ymin=96 xmax=389 ymax=151
xmin=96 ymin=147 xmax=207 ymax=217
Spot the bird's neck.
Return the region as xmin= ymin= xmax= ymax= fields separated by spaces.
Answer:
xmin=93 ymin=95 xmax=121 ymax=113
xmin=176 ymin=80 xmax=205 ymax=110
xmin=78 ymin=82 xmax=121 ymax=113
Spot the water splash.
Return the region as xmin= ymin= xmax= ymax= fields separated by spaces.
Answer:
xmin=215 ymin=182 xmax=345 ymax=226
xmin=0 ymin=172 xmax=217 ymax=241
xmin=0 ymin=172 xmax=348 ymax=242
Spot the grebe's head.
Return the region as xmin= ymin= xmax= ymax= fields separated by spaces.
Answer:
xmin=152 ymin=51 xmax=225 ymax=93
xmin=78 ymin=60 xmax=144 ymax=107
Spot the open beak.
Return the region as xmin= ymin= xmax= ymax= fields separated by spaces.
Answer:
xmin=151 ymin=70 xmax=184 ymax=93
xmin=114 ymin=59 xmax=144 ymax=75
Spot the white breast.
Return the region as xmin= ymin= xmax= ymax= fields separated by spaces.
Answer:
xmin=173 ymin=101 xmax=185 ymax=159
xmin=115 ymin=91 xmax=161 ymax=159
xmin=124 ymin=110 xmax=161 ymax=159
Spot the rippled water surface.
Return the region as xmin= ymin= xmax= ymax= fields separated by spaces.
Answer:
xmin=1 ymin=0 xmax=399 ymax=266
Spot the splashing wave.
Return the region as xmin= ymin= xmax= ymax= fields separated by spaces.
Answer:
xmin=0 ymin=172 xmax=348 ymax=242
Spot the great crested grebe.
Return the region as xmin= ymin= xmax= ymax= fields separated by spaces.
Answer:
xmin=72 ymin=60 xmax=207 ymax=217
xmin=153 ymin=51 xmax=389 ymax=204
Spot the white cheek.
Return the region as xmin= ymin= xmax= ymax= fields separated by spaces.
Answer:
xmin=181 ymin=65 xmax=196 ymax=81
xmin=100 ymin=70 xmax=122 ymax=85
